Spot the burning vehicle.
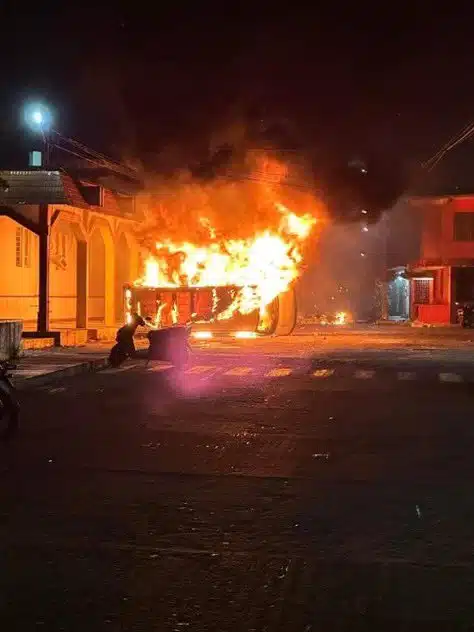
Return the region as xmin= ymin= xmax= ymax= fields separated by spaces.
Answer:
xmin=125 ymin=154 xmax=322 ymax=337
xmin=124 ymin=284 xmax=297 ymax=338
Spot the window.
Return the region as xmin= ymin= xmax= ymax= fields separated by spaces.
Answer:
xmin=15 ymin=227 xmax=32 ymax=268
xmin=454 ymin=212 xmax=474 ymax=241
xmin=413 ymin=278 xmax=432 ymax=304
xmin=15 ymin=228 xmax=21 ymax=267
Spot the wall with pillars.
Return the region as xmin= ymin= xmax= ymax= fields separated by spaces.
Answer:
xmin=0 ymin=206 xmax=141 ymax=330
xmin=0 ymin=216 xmax=39 ymax=326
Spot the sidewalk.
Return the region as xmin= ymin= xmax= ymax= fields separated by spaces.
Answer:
xmin=12 ymin=345 xmax=110 ymax=389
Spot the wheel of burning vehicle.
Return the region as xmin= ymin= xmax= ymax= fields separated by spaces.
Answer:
xmin=257 ymin=297 xmax=280 ymax=335
xmin=256 ymin=288 xmax=297 ymax=336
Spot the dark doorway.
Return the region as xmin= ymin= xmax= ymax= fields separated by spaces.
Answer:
xmin=452 ymin=267 xmax=474 ymax=302
xmin=451 ymin=266 xmax=474 ymax=322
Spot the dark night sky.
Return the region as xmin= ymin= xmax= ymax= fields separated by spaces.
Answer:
xmin=2 ymin=4 xmax=474 ymax=196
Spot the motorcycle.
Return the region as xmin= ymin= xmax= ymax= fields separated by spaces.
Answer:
xmin=108 ymin=314 xmax=147 ymax=368
xmin=458 ymin=303 xmax=474 ymax=328
xmin=0 ymin=361 xmax=19 ymax=439
xmin=108 ymin=332 xmax=134 ymax=367
xmin=108 ymin=320 xmax=191 ymax=370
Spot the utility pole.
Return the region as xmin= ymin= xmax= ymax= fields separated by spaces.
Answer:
xmin=36 ymin=203 xmax=50 ymax=333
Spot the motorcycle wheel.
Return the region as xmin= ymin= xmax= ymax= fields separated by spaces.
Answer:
xmin=0 ymin=381 xmax=19 ymax=440
xmin=108 ymin=344 xmax=127 ymax=368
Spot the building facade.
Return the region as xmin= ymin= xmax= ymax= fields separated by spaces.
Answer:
xmin=386 ymin=195 xmax=474 ymax=324
xmin=0 ymin=169 xmax=144 ymax=335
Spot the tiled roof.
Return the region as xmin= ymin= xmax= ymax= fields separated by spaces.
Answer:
xmin=0 ymin=170 xmax=89 ymax=208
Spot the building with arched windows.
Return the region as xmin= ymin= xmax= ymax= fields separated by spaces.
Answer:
xmin=0 ymin=168 xmax=145 ymax=344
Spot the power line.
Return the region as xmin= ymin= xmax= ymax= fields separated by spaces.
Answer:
xmin=423 ymin=120 xmax=474 ymax=172
xmin=49 ymin=130 xmax=141 ymax=180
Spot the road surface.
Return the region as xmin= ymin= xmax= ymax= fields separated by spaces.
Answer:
xmin=2 ymin=329 xmax=474 ymax=630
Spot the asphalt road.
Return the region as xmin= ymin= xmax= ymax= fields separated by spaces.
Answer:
xmin=3 ymin=335 xmax=474 ymax=630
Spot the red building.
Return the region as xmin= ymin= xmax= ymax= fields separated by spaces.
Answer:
xmin=386 ymin=195 xmax=474 ymax=324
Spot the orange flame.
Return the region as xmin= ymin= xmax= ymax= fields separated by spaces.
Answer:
xmin=134 ymin=154 xmax=323 ymax=322
xmin=334 ymin=311 xmax=351 ymax=325
xmin=135 ymin=203 xmax=317 ymax=320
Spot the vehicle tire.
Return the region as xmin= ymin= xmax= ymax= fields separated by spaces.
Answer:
xmin=0 ymin=381 xmax=19 ymax=440
xmin=108 ymin=344 xmax=127 ymax=368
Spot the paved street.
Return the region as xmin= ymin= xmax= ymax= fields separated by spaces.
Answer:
xmin=191 ymin=323 xmax=474 ymax=363
xmin=3 ymin=328 xmax=474 ymax=630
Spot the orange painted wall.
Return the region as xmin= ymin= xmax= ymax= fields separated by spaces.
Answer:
xmin=0 ymin=217 xmax=39 ymax=324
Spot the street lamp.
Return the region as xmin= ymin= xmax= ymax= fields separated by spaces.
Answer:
xmin=23 ymin=102 xmax=52 ymax=133
xmin=23 ymin=102 xmax=53 ymax=166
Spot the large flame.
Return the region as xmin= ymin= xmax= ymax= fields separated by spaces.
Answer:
xmin=134 ymin=154 xmax=322 ymax=323
xmin=135 ymin=203 xmax=317 ymax=320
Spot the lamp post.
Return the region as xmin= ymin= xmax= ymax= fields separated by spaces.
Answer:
xmin=23 ymin=102 xmax=54 ymax=332
xmin=23 ymin=102 xmax=53 ymax=167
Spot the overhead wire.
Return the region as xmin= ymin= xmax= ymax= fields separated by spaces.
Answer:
xmin=424 ymin=121 xmax=472 ymax=167
xmin=423 ymin=120 xmax=474 ymax=171
xmin=49 ymin=129 xmax=140 ymax=179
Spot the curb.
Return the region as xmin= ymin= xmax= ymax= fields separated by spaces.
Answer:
xmin=15 ymin=357 xmax=109 ymax=390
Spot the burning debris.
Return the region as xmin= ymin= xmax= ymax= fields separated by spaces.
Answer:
xmin=129 ymin=153 xmax=323 ymax=333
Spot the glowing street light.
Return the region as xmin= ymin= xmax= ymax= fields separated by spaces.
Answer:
xmin=23 ymin=102 xmax=54 ymax=167
xmin=23 ymin=102 xmax=53 ymax=134
xmin=32 ymin=111 xmax=43 ymax=125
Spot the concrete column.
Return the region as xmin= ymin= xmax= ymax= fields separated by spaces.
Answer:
xmin=114 ymin=233 xmax=131 ymax=324
xmin=104 ymin=231 xmax=116 ymax=327
xmin=409 ymin=280 xmax=415 ymax=321
xmin=76 ymin=240 xmax=88 ymax=329
xmin=449 ymin=266 xmax=457 ymax=324
xmin=37 ymin=204 xmax=50 ymax=333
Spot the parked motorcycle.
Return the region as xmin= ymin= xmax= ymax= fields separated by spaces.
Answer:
xmin=108 ymin=314 xmax=190 ymax=369
xmin=0 ymin=361 xmax=19 ymax=439
xmin=458 ymin=303 xmax=474 ymax=328
xmin=108 ymin=313 xmax=146 ymax=368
